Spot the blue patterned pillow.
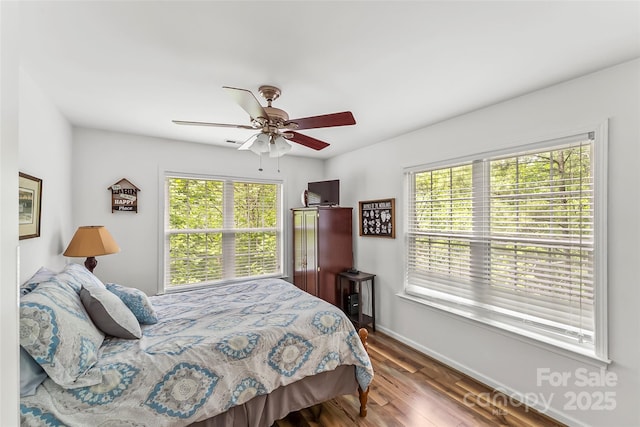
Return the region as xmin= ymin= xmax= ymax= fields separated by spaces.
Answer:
xmin=20 ymin=267 xmax=57 ymax=296
xmin=55 ymin=263 xmax=107 ymax=294
xmin=105 ymin=283 xmax=158 ymax=324
xmin=20 ymin=278 xmax=104 ymax=389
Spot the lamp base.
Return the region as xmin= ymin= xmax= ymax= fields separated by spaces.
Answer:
xmin=84 ymin=257 xmax=98 ymax=273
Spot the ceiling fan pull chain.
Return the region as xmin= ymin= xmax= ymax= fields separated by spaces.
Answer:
xmin=258 ymin=153 xmax=263 ymax=172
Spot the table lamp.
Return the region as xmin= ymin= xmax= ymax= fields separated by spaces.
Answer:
xmin=63 ymin=226 xmax=120 ymax=273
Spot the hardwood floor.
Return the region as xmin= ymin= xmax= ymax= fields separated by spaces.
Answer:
xmin=275 ymin=331 xmax=566 ymax=427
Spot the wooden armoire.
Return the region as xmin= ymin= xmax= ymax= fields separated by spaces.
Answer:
xmin=292 ymin=207 xmax=353 ymax=307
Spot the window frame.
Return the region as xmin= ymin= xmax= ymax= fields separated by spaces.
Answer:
xmin=159 ymin=171 xmax=285 ymax=294
xmin=403 ymin=122 xmax=608 ymax=362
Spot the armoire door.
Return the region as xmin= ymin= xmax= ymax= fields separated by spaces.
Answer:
xmin=317 ymin=208 xmax=352 ymax=306
xmin=293 ymin=209 xmax=318 ymax=296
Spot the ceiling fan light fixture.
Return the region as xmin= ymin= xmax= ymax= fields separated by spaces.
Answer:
xmin=248 ymin=133 xmax=270 ymax=155
xmin=269 ymin=135 xmax=292 ymax=158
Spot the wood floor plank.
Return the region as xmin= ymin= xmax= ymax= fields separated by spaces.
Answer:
xmin=368 ymin=344 xmax=419 ymax=374
xmin=275 ymin=331 xmax=566 ymax=427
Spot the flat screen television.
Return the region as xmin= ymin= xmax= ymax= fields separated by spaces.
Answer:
xmin=308 ymin=179 xmax=340 ymax=206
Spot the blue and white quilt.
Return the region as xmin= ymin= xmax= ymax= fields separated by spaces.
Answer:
xmin=20 ymin=278 xmax=374 ymax=426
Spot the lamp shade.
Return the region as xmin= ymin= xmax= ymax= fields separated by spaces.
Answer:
xmin=63 ymin=226 xmax=120 ymax=257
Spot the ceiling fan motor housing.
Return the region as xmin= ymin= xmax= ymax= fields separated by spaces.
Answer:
xmin=264 ymin=106 xmax=289 ymax=123
xmin=258 ymin=86 xmax=290 ymax=129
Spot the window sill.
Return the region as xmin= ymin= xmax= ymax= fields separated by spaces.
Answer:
xmin=397 ymin=291 xmax=611 ymax=368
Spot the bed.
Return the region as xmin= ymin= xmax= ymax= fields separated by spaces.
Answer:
xmin=19 ymin=264 xmax=374 ymax=426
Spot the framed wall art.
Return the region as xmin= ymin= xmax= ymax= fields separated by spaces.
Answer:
xmin=359 ymin=198 xmax=395 ymax=238
xmin=19 ymin=172 xmax=43 ymax=240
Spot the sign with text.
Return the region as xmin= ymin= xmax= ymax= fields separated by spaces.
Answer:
xmin=359 ymin=198 xmax=395 ymax=238
xmin=109 ymin=178 xmax=140 ymax=213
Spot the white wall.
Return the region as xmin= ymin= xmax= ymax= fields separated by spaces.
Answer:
xmin=1 ymin=63 xmax=75 ymax=427
xmin=326 ymin=59 xmax=640 ymax=426
xmin=2 ymin=9 xmax=75 ymax=422
xmin=70 ymin=128 xmax=325 ymax=296
xmin=1 ymin=1 xmax=21 ymax=424
xmin=18 ymin=71 xmax=74 ymax=280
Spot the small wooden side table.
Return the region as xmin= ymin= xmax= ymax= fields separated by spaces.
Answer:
xmin=337 ymin=271 xmax=376 ymax=331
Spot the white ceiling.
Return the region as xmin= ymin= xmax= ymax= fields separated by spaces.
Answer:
xmin=18 ymin=1 xmax=640 ymax=159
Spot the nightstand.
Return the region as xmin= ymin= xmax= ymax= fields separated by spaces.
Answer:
xmin=337 ymin=271 xmax=376 ymax=331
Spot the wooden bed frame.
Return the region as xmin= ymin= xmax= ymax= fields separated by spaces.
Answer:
xmin=357 ymin=327 xmax=370 ymax=417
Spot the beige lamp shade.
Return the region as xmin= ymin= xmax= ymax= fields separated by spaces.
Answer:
xmin=64 ymin=226 xmax=120 ymax=257
xmin=64 ymin=226 xmax=119 ymax=273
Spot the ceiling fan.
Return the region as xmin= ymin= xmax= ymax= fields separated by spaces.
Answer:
xmin=173 ymin=85 xmax=356 ymax=157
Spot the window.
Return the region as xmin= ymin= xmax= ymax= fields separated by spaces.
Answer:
xmin=163 ymin=174 xmax=283 ymax=292
xmin=405 ymin=127 xmax=607 ymax=360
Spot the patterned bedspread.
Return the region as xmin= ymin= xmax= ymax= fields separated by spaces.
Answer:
xmin=20 ymin=278 xmax=374 ymax=426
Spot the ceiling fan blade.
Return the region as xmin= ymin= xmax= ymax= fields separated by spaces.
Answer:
xmin=222 ymin=86 xmax=268 ymax=120
xmin=288 ymin=131 xmax=330 ymax=151
xmin=172 ymin=120 xmax=255 ymax=130
xmin=285 ymin=111 xmax=355 ymax=130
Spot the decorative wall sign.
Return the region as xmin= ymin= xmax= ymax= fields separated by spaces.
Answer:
xmin=109 ymin=178 xmax=140 ymax=213
xmin=19 ymin=172 xmax=43 ymax=240
xmin=359 ymin=198 xmax=395 ymax=238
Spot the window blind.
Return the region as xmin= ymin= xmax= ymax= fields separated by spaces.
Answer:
xmin=406 ymin=132 xmax=600 ymax=354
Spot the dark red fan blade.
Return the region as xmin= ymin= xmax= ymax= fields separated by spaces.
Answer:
xmin=285 ymin=111 xmax=355 ymax=130
xmin=289 ymin=131 xmax=330 ymax=151
xmin=222 ymin=86 xmax=268 ymax=120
